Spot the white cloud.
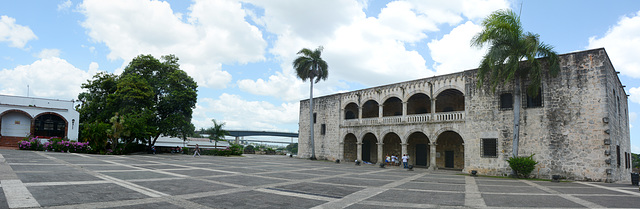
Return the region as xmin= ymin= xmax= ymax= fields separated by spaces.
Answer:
xmin=428 ymin=21 xmax=487 ymax=75
xmin=630 ymin=87 xmax=640 ymax=104
xmin=192 ymin=94 xmax=299 ymax=131
xmin=57 ymin=0 xmax=73 ymax=11
xmin=588 ymin=10 xmax=640 ymax=78
xmin=0 ymin=15 xmax=37 ymax=49
xmin=0 ymin=57 xmax=98 ymax=100
xmin=78 ymin=0 xmax=267 ymax=88
xmin=630 ymin=112 xmax=637 ymax=123
xmin=36 ymin=49 xmax=61 ymax=59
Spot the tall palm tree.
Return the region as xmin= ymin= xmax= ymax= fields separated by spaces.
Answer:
xmin=294 ymin=46 xmax=328 ymax=160
xmin=205 ymin=119 xmax=229 ymax=149
xmin=471 ymin=9 xmax=560 ymax=157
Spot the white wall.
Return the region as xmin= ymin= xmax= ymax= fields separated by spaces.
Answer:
xmin=1 ymin=112 xmax=31 ymax=137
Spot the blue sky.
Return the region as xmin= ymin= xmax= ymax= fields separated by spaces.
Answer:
xmin=1 ymin=0 xmax=639 ymax=149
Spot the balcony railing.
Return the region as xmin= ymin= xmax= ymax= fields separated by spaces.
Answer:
xmin=342 ymin=111 xmax=464 ymax=126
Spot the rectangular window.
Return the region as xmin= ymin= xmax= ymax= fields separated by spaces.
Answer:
xmin=500 ymin=93 xmax=513 ymax=109
xmin=526 ymin=88 xmax=543 ymax=108
xmin=617 ymin=145 xmax=621 ymax=167
xmin=481 ymin=138 xmax=497 ymax=158
xmin=321 ymin=124 xmax=326 ymax=135
xmin=313 ymin=113 xmax=317 ymax=124
xmin=14 ymin=120 xmax=20 ymax=125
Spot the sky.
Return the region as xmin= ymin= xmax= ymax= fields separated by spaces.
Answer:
xmin=1 ymin=0 xmax=639 ymax=149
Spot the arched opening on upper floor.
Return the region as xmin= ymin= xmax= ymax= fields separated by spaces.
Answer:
xmin=407 ymin=93 xmax=430 ymax=114
xmin=344 ymin=102 xmax=358 ymax=120
xmin=361 ymin=100 xmax=379 ymax=118
xmin=407 ymin=132 xmax=430 ymax=167
xmin=436 ymin=89 xmax=464 ymax=112
xmin=436 ymin=131 xmax=464 ymax=170
xmin=343 ymin=133 xmax=357 ymax=162
xmin=383 ymin=97 xmax=402 ymax=116
xmin=362 ymin=133 xmax=378 ymax=163
xmin=34 ymin=113 xmax=67 ymax=138
xmin=1 ymin=110 xmax=32 ymax=137
xmin=382 ymin=132 xmax=401 ymax=165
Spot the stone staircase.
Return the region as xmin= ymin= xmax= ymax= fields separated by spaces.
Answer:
xmin=0 ymin=136 xmax=23 ymax=149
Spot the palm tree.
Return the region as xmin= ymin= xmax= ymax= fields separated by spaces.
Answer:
xmin=293 ymin=46 xmax=328 ymax=160
xmin=205 ymin=119 xmax=229 ymax=149
xmin=471 ymin=9 xmax=560 ymax=157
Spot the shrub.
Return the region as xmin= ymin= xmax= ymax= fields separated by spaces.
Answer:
xmin=229 ymin=144 xmax=243 ymax=155
xmin=507 ymin=154 xmax=538 ymax=178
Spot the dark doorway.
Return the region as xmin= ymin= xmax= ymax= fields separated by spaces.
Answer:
xmin=415 ymin=144 xmax=428 ymax=166
xmin=34 ymin=114 xmax=66 ymax=138
xmin=362 ymin=140 xmax=371 ymax=162
xmin=445 ymin=151 xmax=454 ymax=168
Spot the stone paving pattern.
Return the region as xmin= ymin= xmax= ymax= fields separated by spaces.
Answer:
xmin=1 ymin=149 xmax=640 ymax=209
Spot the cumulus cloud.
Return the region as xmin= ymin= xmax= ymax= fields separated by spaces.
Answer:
xmin=0 ymin=15 xmax=37 ymax=49
xmin=428 ymin=21 xmax=487 ymax=75
xmin=57 ymin=0 xmax=73 ymax=11
xmin=78 ymin=0 xmax=267 ymax=88
xmin=630 ymin=87 xmax=640 ymax=104
xmin=588 ymin=10 xmax=640 ymax=78
xmin=0 ymin=57 xmax=99 ymax=100
xmin=36 ymin=49 xmax=61 ymax=59
xmin=192 ymin=94 xmax=299 ymax=131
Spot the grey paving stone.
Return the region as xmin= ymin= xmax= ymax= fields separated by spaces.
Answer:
xmin=315 ymin=176 xmax=393 ymax=187
xmin=163 ymin=168 xmax=230 ymax=177
xmin=206 ymin=175 xmax=286 ymax=186
xmin=396 ymin=181 xmax=465 ymax=192
xmin=9 ymin=164 xmax=79 ymax=172
xmin=272 ymin=182 xmax=362 ymax=198
xmin=575 ymin=194 xmax=640 ymax=208
xmin=28 ymin=183 xmax=148 ymax=207
xmin=368 ymin=189 xmax=464 ymax=206
xmin=101 ymin=170 xmax=176 ymax=180
xmin=297 ymin=168 xmax=347 ymax=176
xmin=260 ymin=171 xmax=323 ymax=180
xmin=133 ymin=164 xmax=188 ymax=170
xmin=79 ymin=165 xmax=139 ymax=171
xmin=0 ymin=189 xmax=8 ymax=209
xmin=106 ymin=202 xmax=182 ymax=209
xmin=215 ymin=167 xmax=268 ymax=174
xmin=478 ymin=184 xmax=549 ymax=193
xmin=475 ymin=179 xmax=530 ymax=186
xmin=548 ymin=186 xmax=629 ymax=195
xmin=17 ymin=171 xmax=102 ymax=183
xmin=413 ymin=176 xmax=465 ymax=184
xmin=132 ymin=178 xmax=233 ymax=195
xmin=345 ymin=203 xmax=418 ymax=209
xmin=191 ymin=190 xmax=327 ymax=209
xmin=482 ymin=194 xmax=585 ymax=208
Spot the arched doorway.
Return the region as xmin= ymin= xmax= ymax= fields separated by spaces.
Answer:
xmin=1 ymin=110 xmax=32 ymax=137
xmin=436 ymin=131 xmax=464 ymax=169
xmin=407 ymin=132 xmax=430 ymax=167
xmin=34 ymin=113 xmax=67 ymax=138
xmin=436 ymin=89 xmax=464 ymax=112
xmin=382 ymin=132 xmax=401 ymax=163
xmin=382 ymin=97 xmax=402 ymax=116
xmin=343 ymin=133 xmax=357 ymax=162
xmin=362 ymin=133 xmax=378 ymax=163
xmin=407 ymin=93 xmax=430 ymax=114
xmin=344 ymin=103 xmax=358 ymax=120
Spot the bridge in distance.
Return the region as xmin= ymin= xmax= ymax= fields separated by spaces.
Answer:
xmin=197 ymin=130 xmax=299 ymax=145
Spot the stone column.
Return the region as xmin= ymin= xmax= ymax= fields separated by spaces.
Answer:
xmin=358 ymin=107 xmax=363 ymax=123
xmin=402 ymin=101 xmax=408 ymax=122
xmin=401 ymin=143 xmax=408 ymax=155
xmin=378 ymin=104 xmax=383 ymax=122
xmin=338 ymin=142 xmax=344 ymax=162
xmin=357 ymin=142 xmax=363 ymax=162
xmin=431 ymin=98 xmax=437 ymax=120
xmin=377 ymin=142 xmax=384 ymax=164
xmin=340 ymin=108 xmax=344 ymax=125
xmin=429 ymin=142 xmax=437 ymax=170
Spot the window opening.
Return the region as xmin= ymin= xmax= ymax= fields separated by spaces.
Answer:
xmin=320 ymin=124 xmax=326 ymax=135
xmin=313 ymin=113 xmax=317 ymax=124
xmin=526 ymin=88 xmax=542 ymax=108
xmin=481 ymin=138 xmax=497 ymax=158
xmin=500 ymin=93 xmax=513 ymax=109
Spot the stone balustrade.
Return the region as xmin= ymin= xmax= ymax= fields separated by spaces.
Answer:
xmin=342 ymin=111 xmax=464 ymax=126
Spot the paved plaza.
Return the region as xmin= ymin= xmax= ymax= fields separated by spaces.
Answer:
xmin=1 ymin=149 xmax=640 ymax=208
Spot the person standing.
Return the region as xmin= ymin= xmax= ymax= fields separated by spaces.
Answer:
xmin=193 ymin=144 xmax=200 ymax=157
xmin=402 ymin=154 xmax=409 ymax=168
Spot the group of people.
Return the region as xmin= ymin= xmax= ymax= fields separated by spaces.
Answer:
xmin=385 ymin=153 xmax=411 ymax=168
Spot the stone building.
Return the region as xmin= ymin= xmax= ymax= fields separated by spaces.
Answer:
xmin=0 ymin=94 xmax=80 ymax=147
xmin=298 ymin=48 xmax=631 ymax=182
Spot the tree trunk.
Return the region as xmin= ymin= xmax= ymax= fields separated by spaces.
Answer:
xmin=512 ymin=78 xmax=521 ymax=157
xmin=309 ymin=78 xmax=316 ymax=160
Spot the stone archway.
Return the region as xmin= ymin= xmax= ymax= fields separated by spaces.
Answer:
xmin=435 ymin=89 xmax=464 ymax=112
xmin=343 ymin=133 xmax=357 ymax=162
xmin=436 ymin=131 xmax=464 ymax=169
xmin=407 ymin=132 xmax=430 ymax=167
xmin=382 ymin=132 xmax=401 ymax=164
xmin=362 ymin=133 xmax=378 ymax=163
xmin=1 ymin=109 xmax=33 ymax=138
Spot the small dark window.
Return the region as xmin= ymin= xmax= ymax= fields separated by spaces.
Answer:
xmin=481 ymin=138 xmax=497 ymax=157
xmin=526 ymin=89 xmax=542 ymax=108
xmin=313 ymin=113 xmax=317 ymax=124
xmin=617 ymin=145 xmax=621 ymax=167
xmin=500 ymin=93 xmax=513 ymax=109
xmin=321 ymin=124 xmax=326 ymax=135
xmin=345 ymin=111 xmax=356 ymax=119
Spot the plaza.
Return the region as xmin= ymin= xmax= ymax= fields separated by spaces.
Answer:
xmin=1 ymin=149 xmax=640 ymax=208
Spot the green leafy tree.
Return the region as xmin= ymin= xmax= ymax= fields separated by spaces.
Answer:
xmin=632 ymin=153 xmax=640 ymax=170
xmin=286 ymin=143 xmax=298 ymax=154
xmin=471 ymin=9 xmax=560 ymax=157
xmin=293 ymin=46 xmax=328 ymax=160
xmin=204 ymin=119 xmax=229 ymax=149
xmin=77 ymin=72 xmax=119 ymax=124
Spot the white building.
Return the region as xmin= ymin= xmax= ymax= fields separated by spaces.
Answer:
xmin=0 ymin=95 xmax=79 ymax=146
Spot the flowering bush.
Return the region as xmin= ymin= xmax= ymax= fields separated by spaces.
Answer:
xmin=18 ymin=137 xmax=42 ymax=150
xmin=18 ymin=137 xmax=89 ymax=153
